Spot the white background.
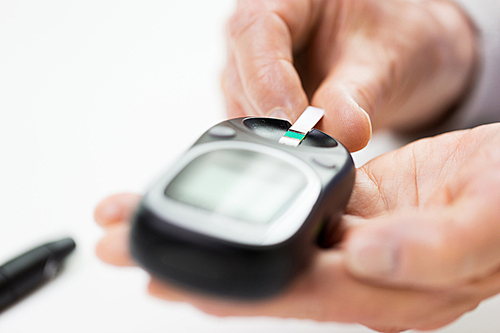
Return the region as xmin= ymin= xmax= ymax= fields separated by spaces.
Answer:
xmin=0 ymin=1 xmax=499 ymax=332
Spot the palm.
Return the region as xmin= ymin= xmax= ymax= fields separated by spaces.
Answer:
xmin=346 ymin=129 xmax=479 ymax=219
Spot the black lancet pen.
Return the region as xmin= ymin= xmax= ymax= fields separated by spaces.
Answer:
xmin=0 ymin=238 xmax=76 ymax=310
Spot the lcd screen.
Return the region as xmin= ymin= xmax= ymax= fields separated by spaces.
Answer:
xmin=165 ymin=149 xmax=307 ymax=225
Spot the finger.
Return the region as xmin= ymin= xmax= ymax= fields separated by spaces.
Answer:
xmin=148 ymin=278 xmax=188 ymax=302
xmin=223 ymin=91 xmax=246 ymax=120
xmin=145 ymin=251 xmax=474 ymax=330
xmin=94 ymin=193 xmax=141 ymax=227
xmin=459 ymin=268 xmax=500 ymax=302
xmin=227 ymin=0 xmax=320 ymax=119
xmin=311 ymin=62 xmax=378 ymax=152
xmin=221 ymin=70 xmax=246 ymax=119
xmin=344 ymin=128 xmax=500 ymax=287
xmin=222 ymin=52 xmax=258 ymax=118
xmin=343 ymin=209 xmax=500 ymax=288
xmin=95 ymin=224 xmax=135 ymax=267
xmin=344 ymin=167 xmax=386 ymax=218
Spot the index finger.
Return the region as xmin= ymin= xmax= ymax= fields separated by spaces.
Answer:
xmin=94 ymin=193 xmax=142 ymax=227
xmin=226 ymin=0 xmax=321 ymax=119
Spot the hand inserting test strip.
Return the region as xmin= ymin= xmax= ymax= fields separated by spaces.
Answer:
xmin=278 ymin=106 xmax=325 ymax=147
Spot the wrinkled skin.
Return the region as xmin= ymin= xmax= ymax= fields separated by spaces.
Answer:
xmin=95 ymin=123 xmax=500 ymax=332
xmin=221 ymin=0 xmax=476 ymax=151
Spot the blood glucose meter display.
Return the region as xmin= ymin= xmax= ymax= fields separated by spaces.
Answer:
xmin=165 ymin=149 xmax=308 ymax=225
xmin=130 ymin=111 xmax=355 ymax=298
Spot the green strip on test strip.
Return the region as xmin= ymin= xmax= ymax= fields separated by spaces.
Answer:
xmin=283 ymin=131 xmax=305 ymax=140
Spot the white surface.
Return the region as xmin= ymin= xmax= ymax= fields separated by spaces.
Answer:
xmin=0 ymin=1 xmax=499 ymax=332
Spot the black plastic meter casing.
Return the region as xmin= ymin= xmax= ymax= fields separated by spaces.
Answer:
xmin=130 ymin=117 xmax=355 ymax=299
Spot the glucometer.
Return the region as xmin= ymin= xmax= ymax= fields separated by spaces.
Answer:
xmin=130 ymin=107 xmax=355 ymax=299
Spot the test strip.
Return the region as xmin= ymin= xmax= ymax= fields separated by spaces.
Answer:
xmin=278 ymin=106 xmax=325 ymax=147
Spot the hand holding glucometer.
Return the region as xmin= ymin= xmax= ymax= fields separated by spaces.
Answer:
xmin=130 ymin=107 xmax=355 ymax=298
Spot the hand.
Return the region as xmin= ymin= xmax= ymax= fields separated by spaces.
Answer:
xmin=95 ymin=122 xmax=500 ymax=332
xmin=222 ymin=0 xmax=476 ymax=151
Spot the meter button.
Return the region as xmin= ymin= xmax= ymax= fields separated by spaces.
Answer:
xmin=208 ymin=126 xmax=236 ymax=139
xmin=312 ymin=156 xmax=337 ymax=169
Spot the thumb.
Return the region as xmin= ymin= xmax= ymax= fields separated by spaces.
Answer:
xmin=311 ymin=60 xmax=379 ymax=152
xmin=344 ymin=204 xmax=500 ymax=288
xmin=227 ymin=4 xmax=311 ymax=121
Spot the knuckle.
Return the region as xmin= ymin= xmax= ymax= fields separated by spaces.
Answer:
xmin=246 ymin=58 xmax=288 ymax=90
xmin=226 ymin=5 xmax=260 ymax=40
xmin=246 ymin=61 xmax=274 ymax=88
xmin=227 ymin=5 xmax=286 ymax=41
xmin=403 ymin=7 xmax=445 ymax=70
xmin=226 ymin=10 xmax=248 ymax=39
xmin=381 ymin=5 xmax=445 ymax=76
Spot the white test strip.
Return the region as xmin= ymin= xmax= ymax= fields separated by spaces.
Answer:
xmin=278 ymin=106 xmax=325 ymax=147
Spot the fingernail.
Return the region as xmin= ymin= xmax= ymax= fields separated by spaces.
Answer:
xmin=359 ymin=107 xmax=372 ymax=141
xmin=266 ymin=108 xmax=290 ymax=121
xmin=347 ymin=234 xmax=398 ymax=278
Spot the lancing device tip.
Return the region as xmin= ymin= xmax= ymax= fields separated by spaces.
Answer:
xmin=279 ymin=106 xmax=325 ymax=147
